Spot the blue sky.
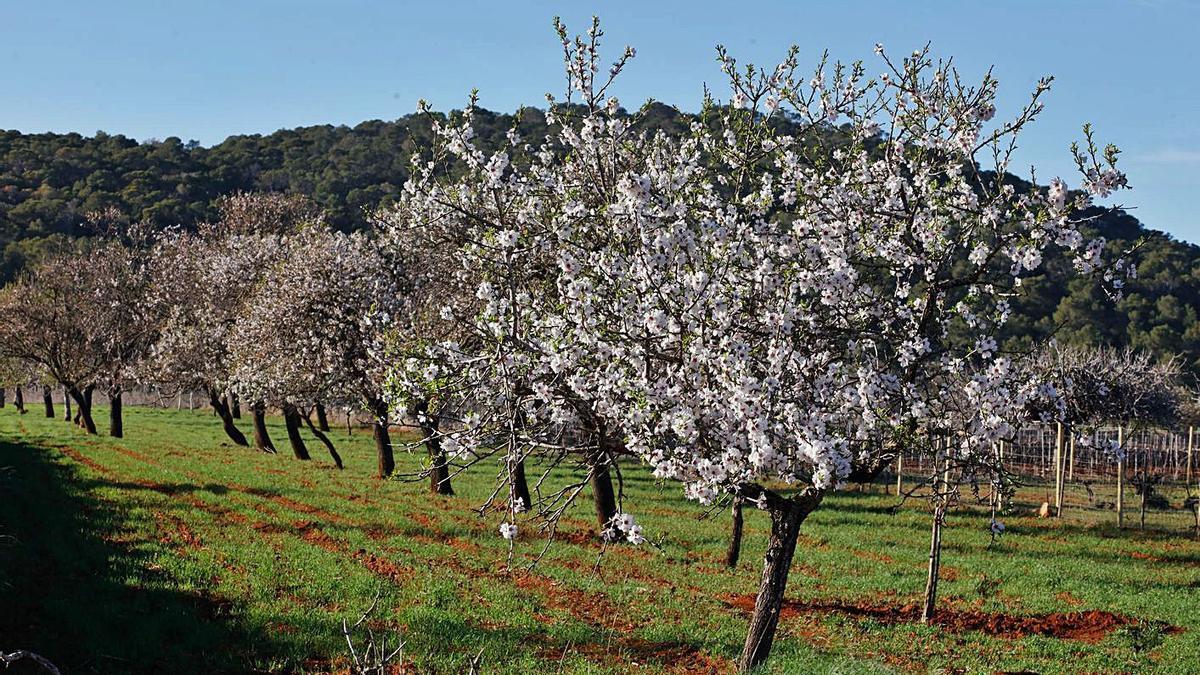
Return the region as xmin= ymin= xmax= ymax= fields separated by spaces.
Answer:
xmin=4 ymin=1 xmax=1197 ymax=242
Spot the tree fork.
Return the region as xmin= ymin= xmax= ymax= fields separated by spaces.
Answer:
xmin=207 ymin=387 xmax=248 ymax=446
xmin=67 ymin=386 xmax=97 ymax=434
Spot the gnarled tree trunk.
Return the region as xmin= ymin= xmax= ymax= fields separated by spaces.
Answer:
xmin=207 ymin=387 xmax=248 ymax=446
xmin=62 ymin=387 xmax=71 ymax=421
xmin=737 ymin=489 xmax=823 ymax=672
xmin=230 ymin=392 xmax=241 ymax=418
xmin=108 ymin=389 xmax=123 ymax=438
xmin=250 ymin=401 xmax=276 ymax=452
xmin=0 ymin=387 xmax=6 ymax=407
xmin=282 ymin=404 xmax=310 ymax=460
xmin=42 ymin=386 xmax=54 ymax=418
xmin=14 ymin=387 xmax=25 ymax=414
xmin=67 ymin=386 xmax=97 ymax=434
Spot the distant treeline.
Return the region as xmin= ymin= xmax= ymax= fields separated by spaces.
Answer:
xmin=1 ymin=104 xmax=1198 ymax=374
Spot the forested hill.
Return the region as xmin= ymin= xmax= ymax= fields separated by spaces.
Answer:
xmin=2 ymin=105 xmax=1198 ymax=373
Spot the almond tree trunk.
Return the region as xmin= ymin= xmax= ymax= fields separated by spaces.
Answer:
xmin=108 ymin=389 xmax=123 ymax=438
xmin=303 ymin=410 xmax=342 ymax=469
xmin=921 ymin=502 xmax=946 ymax=623
xmin=250 ymin=401 xmax=276 ymax=452
xmin=413 ymin=400 xmax=453 ymax=495
xmin=726 ymin=495 xmax=745 ymax=569
xmin=0 ymin=387 xmax=6 ymax=407
xmin=207 ymin=387 xmax=248 ymax=446
xmin=42 ymin=385 xmax=54 ymax=418
xmin=230 ymin=392 xmax=241 ymax=418
xmin=373 ymin=419 xmax=394 ymax=478
xmin=512 ymin=458 xmax=532 ymax=512
xmin=67 ymin=386 xmax=97 ymax=434
xmin=62 ymin=387 xmax=71 ymax=421
xmin=589 ymin=451 xmax=618 ymax=534
xmin=738 ymin=491 xmax=823 ymax=672
xmin=315 ymin=402 xmax=330 ymax=431
xmin=14 ymin=387 xmax=25 ymax=414
xmin=282 ymin=404 xmax=310 ymax=460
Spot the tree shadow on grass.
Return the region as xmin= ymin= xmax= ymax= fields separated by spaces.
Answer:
xmin=0 ymin=438 xmax=285 ymax=674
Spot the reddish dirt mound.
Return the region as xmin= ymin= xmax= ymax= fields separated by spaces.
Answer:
xmin=721 ymin=594 xmax=1168 ymax=643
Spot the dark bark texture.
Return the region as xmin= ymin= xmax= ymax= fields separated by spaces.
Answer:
xmin=373 ymin=419 xmax=394 ymax=478
xmin=108 ymin=389 xmax=123 ymax=438
xmin=207 ymin=387 xmax=248 ymax=446
xmin=737 ymin=488 xmax=823 ymax=672
xmin=303 ymin=410 xmax=343 ymax=469
xmin=726 ymin=496 xmax=745 ymax=569
xmin=250 ymin=401 xmax=276 ymax=452
xmin=68 ymin=386 xmax=97 ymax=435
xmin=282 ymin=404 xmax=311 ymax=460
xmin=41 ymin=386 xmax=54 ymax=418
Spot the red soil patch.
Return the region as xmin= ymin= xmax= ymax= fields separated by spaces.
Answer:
xmin=235 ymin=485 xmax=349 ymax=524
xmin=112 ymin=444 xmax=154 ymax=463
xmin=721 ymin=594 xmax=1172 ymax=643
xmin=287 ymin=520 xmax=413 ymax=582
xmin=55 ymin=446 xmax=111 ymax=475
xmin=354 ymin=549 xmax=410 ymax=583
xmin=1131 ymin=551 xmax=1162 ymax=562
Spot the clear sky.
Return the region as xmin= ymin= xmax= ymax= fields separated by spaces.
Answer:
xmin=3 ymin=1 xmax=1197 ymax=242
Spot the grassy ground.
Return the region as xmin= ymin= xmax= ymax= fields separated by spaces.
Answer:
xmin=1 ymin=406 xmax=1198 ymax=674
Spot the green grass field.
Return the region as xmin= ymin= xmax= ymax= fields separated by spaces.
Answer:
xmin=2 ymin=406 xmax=1198 ymax=674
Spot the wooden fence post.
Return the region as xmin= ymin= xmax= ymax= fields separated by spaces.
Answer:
xmin=1117 ymin=425 xmax=1125 ymax=529
xmin=1053 ymin=422 xmax=1064 ymax=517
xmin=1187 ymin=426 xmax=1194 ymax=488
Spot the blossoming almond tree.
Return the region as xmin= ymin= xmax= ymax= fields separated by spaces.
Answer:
xmin=147 ymin=193 xmax=318 ymax=447
xmin=0 ymin=253 xmax=112 ymax=434
xmin=230 ymin=227 xmax=405 ymax=475
xmin=389 ymin=19 xmax=1128 ymax=669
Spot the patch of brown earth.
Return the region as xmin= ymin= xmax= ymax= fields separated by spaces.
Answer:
xmin=236 ymin=485 xmax=349 ymax=524
xmin=721 ymin=594 xmax=1176 ymax=643
xmin=55 ymin=446 xmax=111 ymax=475
xmin=287 ymin=520 xmax=413 ymax=582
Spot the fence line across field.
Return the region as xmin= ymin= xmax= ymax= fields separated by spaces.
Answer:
xmin=891 ymin=423 xmax=1200 ymax=533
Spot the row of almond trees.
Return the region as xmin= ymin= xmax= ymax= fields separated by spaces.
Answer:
xmin=0 ymin=20 xmax=1144 ymax=670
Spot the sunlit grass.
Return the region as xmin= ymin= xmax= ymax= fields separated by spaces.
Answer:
xmin=2 ymin=406 xmax=1197 ymax=673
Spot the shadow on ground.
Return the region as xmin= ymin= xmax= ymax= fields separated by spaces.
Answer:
xmin=0 ymin=437 xmax=284 ymax=674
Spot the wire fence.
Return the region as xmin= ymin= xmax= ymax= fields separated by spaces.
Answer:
xmin=892 ymin=424 xmax=1200 ymax=533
